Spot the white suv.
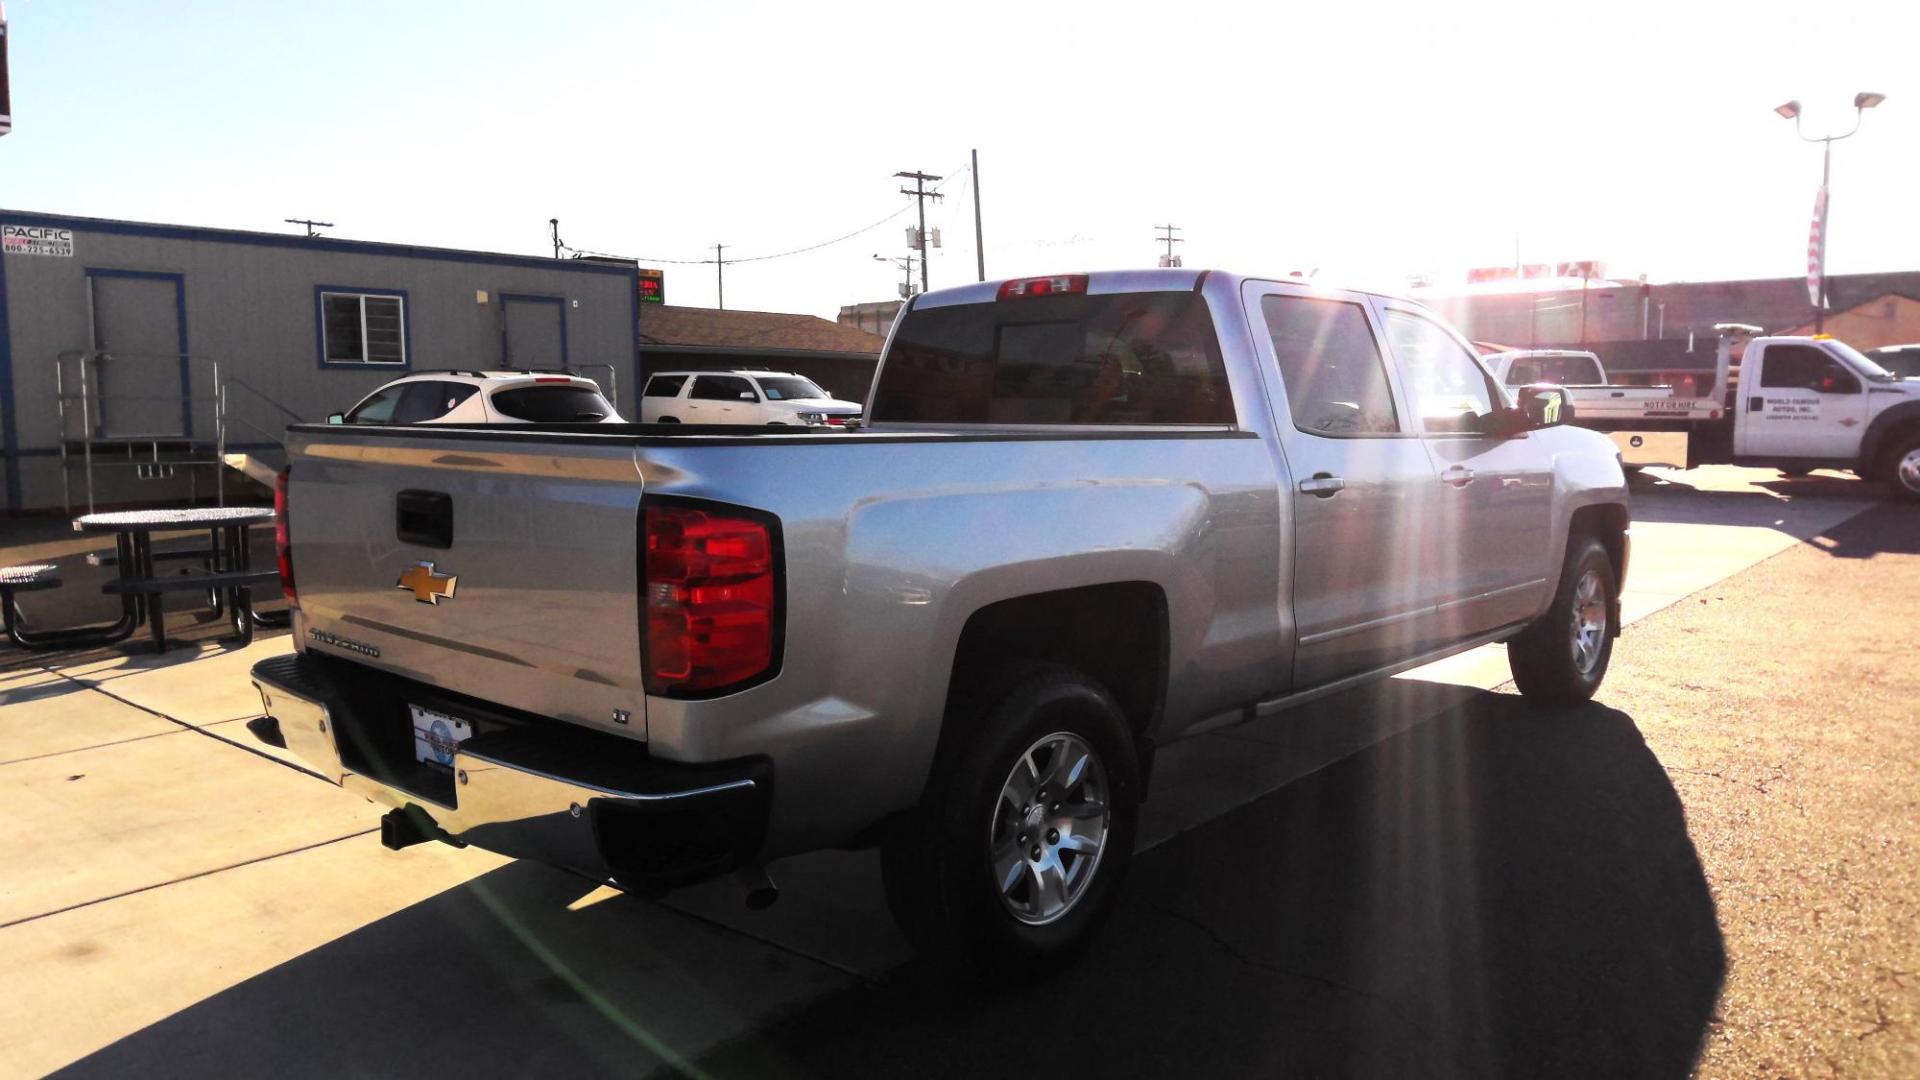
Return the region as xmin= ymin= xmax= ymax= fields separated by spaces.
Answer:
xmin=333 ymin=370 xmax=624 ymax=425
xmin=639 ymin=369 xmax=863 ymax=427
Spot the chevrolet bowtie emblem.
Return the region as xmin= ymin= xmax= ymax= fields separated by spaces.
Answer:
xmin=396 ymin=562 xmax=458 ymax=604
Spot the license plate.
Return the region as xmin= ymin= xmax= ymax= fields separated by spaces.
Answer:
xmin=410 ymin=705 xmax=473 ymax=771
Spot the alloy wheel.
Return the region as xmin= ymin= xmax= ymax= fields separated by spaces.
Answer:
xmin=988 ymin=731 xmax=1111 ymax=926
xmin=1570 ymin=568 xmax=1607 ymax=675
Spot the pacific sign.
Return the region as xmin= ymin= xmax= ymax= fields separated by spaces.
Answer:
xmin=1 ymin=225 xmax=74 ymax=257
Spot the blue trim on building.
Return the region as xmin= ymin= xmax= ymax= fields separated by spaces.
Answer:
xmin=0 ymin=209 xmax=638 ymax=277
xmin=83 ymin=267 xmax=193 ymax=439
xmin=10 ymin=440 xmax=283 ymax=457
xmin=498 ymin=293 xmax=570 ymax=367
xmin=313 ymin=284 xmax=414 ymax=370
xmin=0 ymin=249 xmax=18 ymax=509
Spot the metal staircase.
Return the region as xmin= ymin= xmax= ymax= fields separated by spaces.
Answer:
xmin=54 ymin=350 xmax=297 ymax=515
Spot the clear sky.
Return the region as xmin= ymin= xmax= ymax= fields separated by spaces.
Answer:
xmin=3 ymin=0 xmax=1917 ymax=317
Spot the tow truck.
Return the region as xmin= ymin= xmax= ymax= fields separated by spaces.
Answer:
xmin=1584 ymin=324 xmax=1920 ymax=499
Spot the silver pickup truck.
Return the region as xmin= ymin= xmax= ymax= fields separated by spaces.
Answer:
xmin=252 ymin=269 xmax=1629 ymax=972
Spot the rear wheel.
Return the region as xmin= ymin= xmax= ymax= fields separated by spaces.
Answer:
xmin=1778 ymin=467 xmax=1812 ymax=478
xmin=882 ymin=665 xmax=1139 ymax=980
xmin=1508 ymin=534 xmax=1616 ymax=706
xmin=658 ymin=416 xmax=680 ymax=424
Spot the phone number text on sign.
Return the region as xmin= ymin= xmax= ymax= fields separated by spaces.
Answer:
xmin=1 ymin=225 xmax=75 ymax=257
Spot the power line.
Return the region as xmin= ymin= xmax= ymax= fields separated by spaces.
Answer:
xmin=559 ymin=162 xmax=968 ymax=268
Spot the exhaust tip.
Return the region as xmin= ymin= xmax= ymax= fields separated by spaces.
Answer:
xmin=733 ymin=863 xmax=779 ymax=910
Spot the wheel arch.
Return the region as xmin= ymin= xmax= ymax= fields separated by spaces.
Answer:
xmin=1860 ymin=401 xmax=1920 ymax=471
xmin=937 ymin=581 xmax=1170 ymax=793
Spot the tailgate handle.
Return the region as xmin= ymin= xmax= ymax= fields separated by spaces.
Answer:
xmin=396 ymin=490 xmax=453 ymax=549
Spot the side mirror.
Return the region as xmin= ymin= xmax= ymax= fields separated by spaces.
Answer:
xmin=1514 ymin=385 xmax=1571 ymax=430
xmin=327 ymin=412 xmax=346 ymax=425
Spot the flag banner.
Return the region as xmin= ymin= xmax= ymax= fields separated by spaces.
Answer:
xmin=1806 ymin=184 xmax=1828 ymax=308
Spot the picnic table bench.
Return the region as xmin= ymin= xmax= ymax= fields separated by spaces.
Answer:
xmin=72 ymin=506 xmax=282 ymax=652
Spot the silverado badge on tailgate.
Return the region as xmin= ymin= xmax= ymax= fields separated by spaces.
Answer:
xmin=396 ymin=561 xmax=458 ymax=604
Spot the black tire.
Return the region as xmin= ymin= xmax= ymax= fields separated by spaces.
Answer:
xmin=1778 ymin=467 xmax=1812 ymax=478
xmin=1884 ymin=432 xmax=1920 ymax=503
xmin=1508 ymin=534 xmax=1617 ymax=706
xmin=658 ymin=416 xmax=680 ymax=424
xmin=882 ymin=664 xmax=1140 ymax=980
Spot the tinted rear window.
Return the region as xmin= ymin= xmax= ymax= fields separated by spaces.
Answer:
xmin=1506 ymin=355 xmax=1602 ymax=385
xmin=870 ymin=290 xmax=1234 ymax=425
xmin=490 ymin=386 xmax=614 ymax=422
xmin=644 ymin=374 xmax=688 ymax=397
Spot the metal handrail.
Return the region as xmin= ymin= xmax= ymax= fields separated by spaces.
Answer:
xmin=221 ymin=376 xmax=307 ymax=426
xmin=55 ymin=350 xmax=227 ymax=515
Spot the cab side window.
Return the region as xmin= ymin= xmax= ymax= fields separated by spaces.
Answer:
xmin=345 ymin=386 xmax=404 ymax=423
xmin=691 ymin=375 xmax=757 ymax=401
xmin=1382 ymin=309 xmax=1500 ymax=433
xmin=1759 ymin=346 xmax=1861 ymax=394
xmin=1261 ymin=295 xmax=1399 ymax=435
xmin=392 ymin=381 xmax=474 ymax=423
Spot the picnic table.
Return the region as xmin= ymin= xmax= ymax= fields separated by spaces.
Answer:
xmin=72 ymin=506 xmax=281 ymax=652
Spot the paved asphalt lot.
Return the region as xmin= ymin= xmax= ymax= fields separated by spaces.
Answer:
xmin=1 ymin=466 xmax=1914 ymax=1077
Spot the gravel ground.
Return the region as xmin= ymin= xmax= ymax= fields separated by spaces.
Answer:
xmin=686 ymin=501 xmax=1920 ymax=1079
xmin=1607 ymin=501 xmax=1920 ymax=1077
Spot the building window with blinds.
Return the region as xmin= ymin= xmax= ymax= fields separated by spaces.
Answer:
xmin=319 ymin=290 xmax=408 ymax=365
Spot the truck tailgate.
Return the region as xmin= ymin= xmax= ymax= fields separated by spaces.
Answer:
xmin=288 ymin=430 xmax=648 ymax=738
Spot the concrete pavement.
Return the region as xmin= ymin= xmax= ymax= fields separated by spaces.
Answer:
xmin=0 ymin=466 xmax=1897 ymax=1076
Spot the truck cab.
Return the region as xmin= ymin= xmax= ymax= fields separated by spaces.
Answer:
xmin=1731 ymin=336 xmax=1917 ymax=467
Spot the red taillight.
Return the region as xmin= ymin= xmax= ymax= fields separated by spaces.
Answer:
xmin=274 ymin=467 xmax=297 ymax=607
xmin=644 ymin=504 xmax=778 ymax=695
xmin=997 ymin=274 xmax=1089 ymax=300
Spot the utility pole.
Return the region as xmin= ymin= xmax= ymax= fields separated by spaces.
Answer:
xmin=1578 ymin=265 xmax=1590 ymax=345
xmin=284 ymin=218 xmax=333 ymax=238
xmin=549 ymin=218 xmax=563 ymax=259
xmin=875 ymin=254 xmax=918 ymax=300
xmin=971 ymin=149 xmax=985 ymax=282
xmin=895 ymin=170 xmax=943 ymax=294
xmin=713 ymin=244 xmax=727 ymax=309
xmin=1155 ymin=224 xmax=1183 ymax=267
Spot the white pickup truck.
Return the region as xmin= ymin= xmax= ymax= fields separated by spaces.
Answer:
xmin=1480 ymin=349 xmax=1714 ymax=424
xmin=1584 ymin=325 xmax=1920 ymax=499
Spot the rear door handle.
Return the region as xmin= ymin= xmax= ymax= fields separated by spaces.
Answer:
xmin=1441 ymin=466 xmax=1475 ymax=488
xmin=1298 ymin=474 xmax=1345 ymax=498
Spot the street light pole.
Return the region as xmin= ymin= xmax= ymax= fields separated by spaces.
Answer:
xmin=1776 ymin=93 xmax=1887 ymax=333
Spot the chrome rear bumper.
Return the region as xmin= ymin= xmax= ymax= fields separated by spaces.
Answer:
xmin=250 ymin=653 xmax=769 ymax=890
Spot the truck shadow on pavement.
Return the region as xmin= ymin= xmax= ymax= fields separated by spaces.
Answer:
xmin=53 ymin=689 xmax=1726 ymax=1080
